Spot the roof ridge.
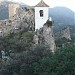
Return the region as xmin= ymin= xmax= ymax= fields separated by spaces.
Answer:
xmin=35 ymin=0 xmax=49 ymax=7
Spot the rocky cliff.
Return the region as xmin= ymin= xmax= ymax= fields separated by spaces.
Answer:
xmin=0 ymin=7 xmax=35 ymax=36
xmin=34 ymin=19 xmax=56 ymax=52
xmin=0 ymin=6 xmax=56 ymax=51
xmin=55 ymin=26 xmax=71 ymax=40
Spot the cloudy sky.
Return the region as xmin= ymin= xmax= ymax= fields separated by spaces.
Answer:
xmin=0 ymin=0 xmax=75 ymax=12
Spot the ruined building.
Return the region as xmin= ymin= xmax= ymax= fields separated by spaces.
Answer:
xmin=8 ymin=3 xmax=20 ymax=18
xmin=0 ymin=0 xmax=56 ymax=52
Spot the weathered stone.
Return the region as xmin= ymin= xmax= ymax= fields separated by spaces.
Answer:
xmin=43 ymin=23 xmax=56 ymax=52
xmin=33 ymin=34 xmax=39 ymax=45
xmin=0 ymin=7 xmax=35 ymax=36
xmin=61 ymin=27 xmax=71 ymax=40
xmin=34 ymin=19 xmax=56 ymax=52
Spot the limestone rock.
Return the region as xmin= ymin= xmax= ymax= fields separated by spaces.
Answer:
xmin=34 ymin=19 xmax=56 ymax=52
xmin=0 ymin=7 xmax=35 ymax=36
xmin=61 ymin=27 xmax=71 ymax=40
xmin=43 ymin=23 xmax=56 ymax=52
xmin=33 ymin=34 xmax=39 ymax=45
xmin=55 ymin=26 xmax=71 ymax=40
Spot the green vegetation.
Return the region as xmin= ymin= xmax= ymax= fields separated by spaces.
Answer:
xmin=0 ymin=31 xmax=34 ymax=53
xmin=0 ymin=45 xmax=75 ymax=75
xmin=55 ymin=37 xmax=75 ymax=47
xmin=0 ymin=31 xmax=75 ymax=75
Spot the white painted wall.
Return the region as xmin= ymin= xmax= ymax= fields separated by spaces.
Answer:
xmin=35 ymin=7 xmax=49 ymax=30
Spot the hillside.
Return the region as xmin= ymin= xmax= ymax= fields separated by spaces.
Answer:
xmin=0 ymin=3 xmax=75 ymax=75
xmin=0 ymin=1 xmax=29 ymax=20
xmin=0 ymin=5 xmax=9 ymax=20
xmin=0 ymin=25 xmax=75 ymax=75
xmin=49 ymin=7 xmax=75 ymax=29
xmin=0 ymin=0 xmax=15 ymax=20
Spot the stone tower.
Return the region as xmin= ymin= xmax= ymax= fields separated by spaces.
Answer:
xmin=35 ymin=0 xmax=49 ymax=30
xmin=8 ymin=3 xmax=20 ymax=19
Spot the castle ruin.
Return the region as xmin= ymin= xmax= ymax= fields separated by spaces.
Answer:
xmin=0 ymin=1 xmax=56 ymax=52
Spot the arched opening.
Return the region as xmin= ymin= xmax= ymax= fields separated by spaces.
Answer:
xmin=39 ymin=10 xmax=43 ymax=17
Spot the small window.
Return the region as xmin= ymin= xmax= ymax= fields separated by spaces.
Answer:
xmin=39 ymin=10 xmax=43 ymax=17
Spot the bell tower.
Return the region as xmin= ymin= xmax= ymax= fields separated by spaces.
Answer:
xmin=35 ymin=0 xmax=49 ymax=30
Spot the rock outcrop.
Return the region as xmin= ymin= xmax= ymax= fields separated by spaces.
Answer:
xmin=0 ymin=6 xmax=56 ymax=52
xmin=34 ymin=19 xmax=56 ymax=52
xmin=0 ymin=7 xmax=35 ymax=36
xmin=43 ymin=20 xmax=56 ymax=52
xmin=55 ymin=26 xmax=71 ymax=40
xmin=61 ymin=27 xmax=71 ymax=40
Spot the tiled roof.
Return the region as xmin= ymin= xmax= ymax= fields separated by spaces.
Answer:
xmin=35 ymin=0 xmax=49 ymax=7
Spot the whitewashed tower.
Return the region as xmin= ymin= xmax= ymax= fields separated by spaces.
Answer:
xmin=35 ymin=0 xmax=49 ymax=30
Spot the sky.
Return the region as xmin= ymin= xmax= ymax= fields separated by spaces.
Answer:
xmin=6 ymin=0 xmax=75 ymax=12
xmin=0 ymin=0 xmax=75 ymax=12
